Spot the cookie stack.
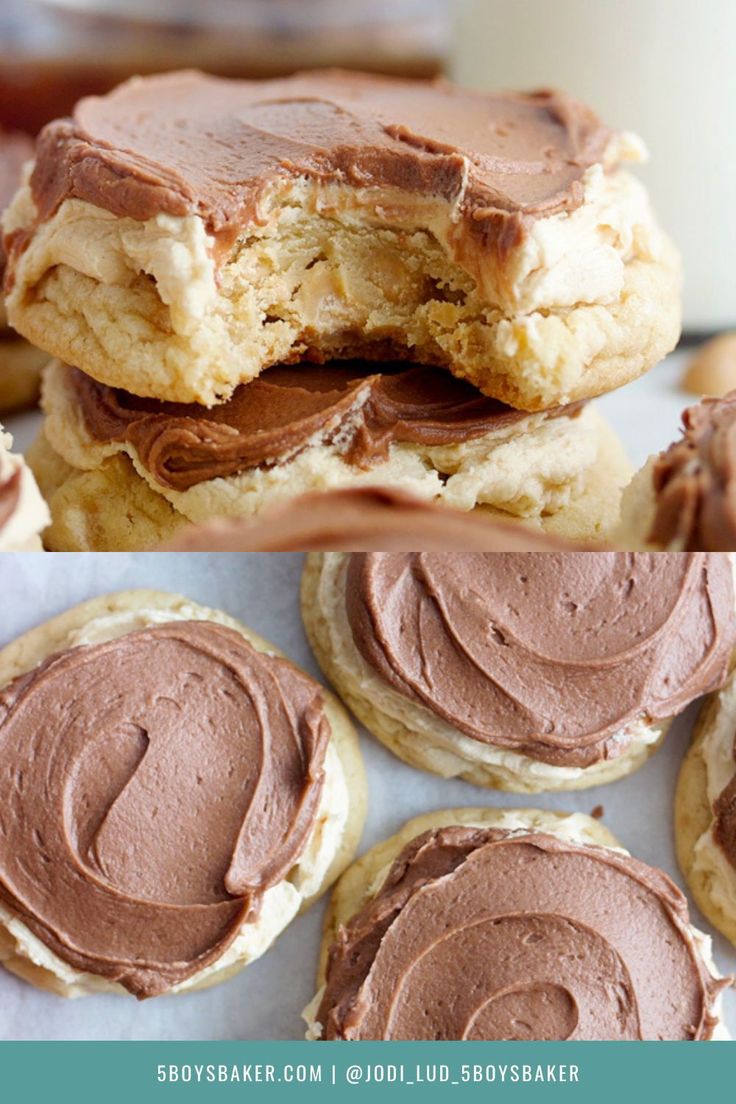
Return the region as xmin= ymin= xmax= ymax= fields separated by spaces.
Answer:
xmin=0 ymin=130 xmax=47 ymax=414
xmin=2 ymin=70 xmax=681 ymax=551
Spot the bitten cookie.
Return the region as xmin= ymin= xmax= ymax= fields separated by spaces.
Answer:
xmin=0 ymin=129 xmax=45 ymax=414
xmin=4 ymin=71 xmax=679 ymax=410
xmin=618 ymin=391 xmax=736 ymax=551
xmin=36 ymin=358 xmax=630 ymax=549
xmin=0 ymin=426 xmax=49 ymax=550
xmin=302 ymin=552 xmax=736 ymax=792
xmin=0 ymin=589 xmax=366 ymax=998
xmin=676 ymin=664 xmax=736 ymax=948
xmin=305 ymin=808 xmax=728 ymax=1040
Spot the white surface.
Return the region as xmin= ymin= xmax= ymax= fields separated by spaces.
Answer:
xmin=0 ymin=346 xmax=698 ymax=481
xmin=0 ymin=551 xmax=733 ymax=1040
xmin=453 ymin=0 xmax=736 ymax=332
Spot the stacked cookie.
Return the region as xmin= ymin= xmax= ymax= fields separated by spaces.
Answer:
xmin=2 ymin=70 xmax=680 ymax=550
xmin=0 ymin=130 xmax=47 ymax=414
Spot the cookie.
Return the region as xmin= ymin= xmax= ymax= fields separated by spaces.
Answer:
xmin=39 ymin=357 xmax=630 ymax=540
xmin=306 ymin=808 xmax=727 ymax=1040
xmin=0 ymin=425 xmax=49 ymax=550
xmin=4 ymin=71 xmax=679 ymax=410
xmin=682 ymin=333 xmax=736 ymax=397
xmin=302 ymin=552 xmax=735 ymax=793
xmin=676 ymin=666 xmax=736 ymax=948
xmin=0 ymin=130 xmax=44 ymax=414
xmin=27 ymin=430 xmax=186 ymax=552
xmin=0 ymin=589 xmax=366 ymax=998
xmin=618 ymin=392 xmax=736 ymax=550
xmin=161 ymin=487 xmax=582 ymax=552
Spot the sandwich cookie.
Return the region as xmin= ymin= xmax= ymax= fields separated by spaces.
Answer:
xmin=0 ymin=590 xmax=366 ymax=998
xmin=306 ymin=808 xmax=728 ymax=1040
xmin=0 ymin=130 xmax=46 ymax=413
xmin=618 ymin=391 xmax=736 ymax=551
xmin=0 ymin=426 xmax=49 ymax=550
xmin=302 ymin=552 xmax=736 ymax=792
xmin=4 ymin=70 xmax=679 ymax=411
xmin=34 ymin=357 xmax=630 ymax=550
xmin=676 ymin=661 xmax=736 ymax=948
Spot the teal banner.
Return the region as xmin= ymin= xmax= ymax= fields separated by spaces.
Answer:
xmin=0 ymin=1041 xmax=732 ymax=1103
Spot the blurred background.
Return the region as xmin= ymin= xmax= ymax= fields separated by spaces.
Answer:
xmin=0 ymin=0 xmax=733 ymax=333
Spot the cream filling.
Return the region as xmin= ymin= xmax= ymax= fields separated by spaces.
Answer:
xmin=304 ymin=809 xmax=727 ymax=1040
xmin=41 ymin=358 xmax=601 ymax=525
xmin=0 ymin=428 xmax=50 ymax=551
xmin=3 ymin=135 xmax=658 ymax=334
xmin=0 ymin=604 xmax=350 ymax=996
xmin=316 ymin=553 xmax=664 ymax=788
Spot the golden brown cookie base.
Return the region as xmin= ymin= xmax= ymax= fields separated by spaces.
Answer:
xmin=675 ymin=693 xmax=736 ymax=948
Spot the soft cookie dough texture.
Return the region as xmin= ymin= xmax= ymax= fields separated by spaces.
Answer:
xmin=3 ymin=70 xmax=679 ymax=410
xmin=306 ymin=808 xmax=732 ymax=1037
xmin=31 ymin=357 xmax=631 ymax=550
xmin=0 ymin=589 xmax=366 ymax=997
xmin=302 ymin=552 xmax=735 ymax=792
xmin=676 ymin=665 xmax=736 ymax=948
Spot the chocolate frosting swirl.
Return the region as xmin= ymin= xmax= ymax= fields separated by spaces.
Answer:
xmin=24 ymin=70 xmax=612 ymax=258
xmin=317 ymin=827 xmax=721 ymax=1040
xmin=163 ymin=487 xmax=573 ymax=552
xmin=0 ymin=620 xmax=329 ymax=998
xmin=649 ymin=392 xmax=736 ymax=551
xmin=69 ymin=361 xmax=562 ymax=491
xmin=346 ymin=552 xmax=735 ymax=767
xmin=713 ymin=726 xmax=736 ymax=871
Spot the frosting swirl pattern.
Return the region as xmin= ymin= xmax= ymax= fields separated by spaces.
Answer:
xmin=317 ymin=827 xmax=721 ymax=1040
xmin=650 ymin=392 xmax=736 ymax=551
xmin=24 ymin=71 xmax=612 ymax=259
xmin=0 ymin=621 xmax=329 ymax=998
xmin=69 ymin=361 xmax=559 ymax=491
xmin=345 ymin=552 xmax=735 ymax=767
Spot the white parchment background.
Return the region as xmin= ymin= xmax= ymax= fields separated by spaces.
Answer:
xmin=0 ymin=551 xmax=734 ymax=1040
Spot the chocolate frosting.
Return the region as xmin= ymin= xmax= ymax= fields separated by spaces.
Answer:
xmin=163 ymin=487 xmax=573 ymax=552
xmin=25 ymin=70 xmax=612 ymax=259
xmin=317 ymin=826 xmax=721 ymax=1040
xmin=346 ymin=552 xmax=735 ymax=767
xmin=0 ymin=620 xmax=329 ymax=998
xmin=0 ymin=466 xmax=21 ymax=530
xmin=70 ymin=360 xmax=569 ymax=490
xmin=649 ymin=392 xmax=736 ymax=551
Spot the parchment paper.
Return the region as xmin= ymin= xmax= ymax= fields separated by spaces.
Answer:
xmin=0 ymin=551 xmax=734 ymax=1040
